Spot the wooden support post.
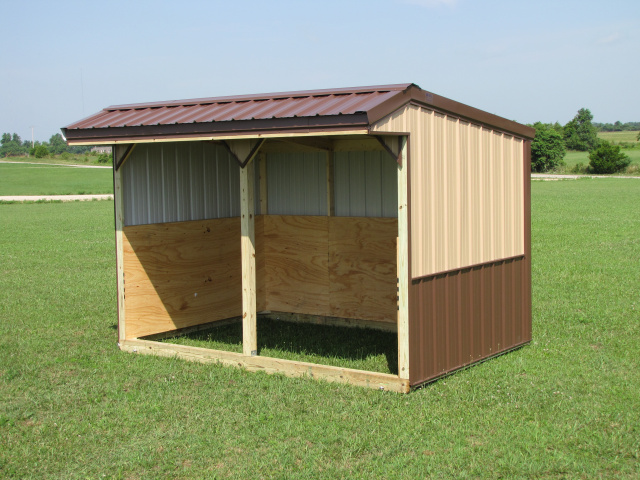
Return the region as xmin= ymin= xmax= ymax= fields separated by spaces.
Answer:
xmin=397 ymin=136 xmax=410 ymax=380
xmin=326 ymin=150 xmax=335 ymax=216
xmin=258 ymin=153 xmax=268 ymax=215
xmin=241 ymin=159 xmax=257 ymax=356
xmin=113 ymin=154 xmax=126 ymax=342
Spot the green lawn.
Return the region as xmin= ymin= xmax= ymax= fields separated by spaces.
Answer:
xmin=1 ymin=180 xmax=639 ymax=478
xmin=1 ymin=153 xmax=110 ymax=166
xmin=0 ymin=163 xmax=113 ymax=195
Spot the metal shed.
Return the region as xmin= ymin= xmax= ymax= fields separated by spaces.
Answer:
xmin=63 ymin=83 xmax=534 ymax=393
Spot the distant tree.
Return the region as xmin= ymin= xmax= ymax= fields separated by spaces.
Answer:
xmin=530 ymin=122 xmax=566 ymax=172
xmin=0 ymin=132 xmax=28 ymax=157
xmin=68 ymin=145 xmax=91 ymax=154
xmin=564 ymin=108 xmax=599 ymax=151
xmin=588 ymin=141 xmax=631 ymax=174
xmin=48 ymin=133 xmax=67 ymax=155
xmin=34 ymin=144 xmax=49 ymax=159
xmin=551 ymin=122 xmax=564 ymax=136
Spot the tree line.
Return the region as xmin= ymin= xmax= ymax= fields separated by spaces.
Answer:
xmin=0 ymin=133 xmax=92 ymax=158
xmin=529 ymin=108 xmax=633 ymax=174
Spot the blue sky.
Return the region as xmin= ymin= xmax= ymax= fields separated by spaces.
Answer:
xmin=1 ymin=0 xmax=638 ymax=142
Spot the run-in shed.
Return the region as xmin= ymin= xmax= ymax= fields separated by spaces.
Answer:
xmin=63 ymin=83 xmax=534 ymax=392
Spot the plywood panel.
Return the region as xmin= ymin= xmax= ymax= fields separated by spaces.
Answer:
xmin=123 ymin=218 xmax=241 ymax=339
xmin=263 ymin=215 xmax=330 ymax=315
xmin=329 ymin=217 xmax=398 ymax=323
xmin=261 ymin=215 xmax=398 ymax=323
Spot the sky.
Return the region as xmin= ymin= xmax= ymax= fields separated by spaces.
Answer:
xmin=1 ymin=0 xmax=638 ymax=142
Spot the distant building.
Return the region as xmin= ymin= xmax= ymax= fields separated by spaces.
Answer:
xmin=91 ymin=146 xmax=112 ymax=154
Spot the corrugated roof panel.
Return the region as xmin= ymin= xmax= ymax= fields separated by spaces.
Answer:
xmin=89 ymin=109 xmax=137 ymax=129
xmin=126 ymin=107 xmax=173 ymax=127
xmin=64 ymin=85 xmax=413 ymax=131
xmin=63 ymin=83 xmax=536 ymax=144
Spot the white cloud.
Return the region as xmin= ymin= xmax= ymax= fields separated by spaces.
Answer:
xmin=400 ymin=0 xmax=457 ymax=8
xmin=597 ymin=32 xmax=622 ymax=45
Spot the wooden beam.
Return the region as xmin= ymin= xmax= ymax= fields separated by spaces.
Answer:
xmin=397 ymin=136 xmax=410 ymax=380
xmin=120 ymin=339 xmax=410 ymax=393
xmin=113 ymin=163 xmax=126 ymax=343
xmin=375 ymin=136 xmax=402 ymax=165
xmin=258 ymin=153 xmax=268 ymax=215
xmin=114 ymin=143 xmax=136 ymax=171
xmin=262 ymin=312 xmax=397 ymax=332
xmin=240 ymin=158 xmax=257 ymax=356
xmin=224 ymin=138 xmax=266 ymax=167
xmin=279 ymin=137 xmax=333 ymax=152
xmin=326 ymin=150 xmax=335 ymax=216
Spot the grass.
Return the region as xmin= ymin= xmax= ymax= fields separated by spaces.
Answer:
xmin=0 ymin=163 xmax=113 ymax=195
xmin=2 ymin=152 xmax=110 ymax=166
xmin=1 ymin=180 xmax=639 ymax=478
xmin=598 ymin=130 xmax=640 ymax=144
xmin=164 ymin=317 xmax=398 ymax=374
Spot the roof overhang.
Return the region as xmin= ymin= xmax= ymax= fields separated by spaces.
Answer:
xmin=64 ymin=114 xmax=370 ymax=146
xmin=63 ymin=83 xmax=534 ymax=146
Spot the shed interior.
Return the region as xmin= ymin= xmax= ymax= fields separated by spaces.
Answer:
xmin=120 ymin=134 xmax=403 ymax=370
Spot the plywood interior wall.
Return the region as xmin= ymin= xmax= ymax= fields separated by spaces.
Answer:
xmin=122 ymin=217 xmax=242 ymax=339
xmin=260 ymin=215 xmax=398 ymax=324
xmin=372 ymin=104 xmax=525 ymax=278
xmin=123 ymin=215 xmax=398 ymax=338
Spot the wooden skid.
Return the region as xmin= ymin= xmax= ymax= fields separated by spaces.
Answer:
xmin=120 ymin=339 xmax=410 ymax=393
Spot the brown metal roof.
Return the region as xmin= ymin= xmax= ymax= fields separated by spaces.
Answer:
xmin=63 ymin=83 xmax=534 ymax=144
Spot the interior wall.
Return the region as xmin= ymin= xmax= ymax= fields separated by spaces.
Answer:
xmin=334 ymin=150 xmax=398 ymax=217
xmin=121 ymin=143 xmax=401 ymax=338
xmin=266 ymin=152 xmax=327 ymax=215
xmin=122 ymin=217 xmax=242 ymax=339
xmin=262 ymin=215 xmax=398 ymax=323
xmin=122 ymin=142 xmax=240 ymax=226
xmin=122 ymin=214 xmax=398 ymax=338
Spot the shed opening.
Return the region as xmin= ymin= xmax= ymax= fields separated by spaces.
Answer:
xmin=119 ymin=136 xmax=406 ymax=382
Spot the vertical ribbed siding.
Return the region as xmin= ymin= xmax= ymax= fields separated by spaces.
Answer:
xmin=334 ymin=150 xmax=398 ymax=218
xmin=122 ymin=142 xmax=239 ymax=226
xmin=372 ymin=105 xmax=525 ymax=277
xmin=266 ymin=152 xmax=327 ymax=216
xmin=408 ymin=257 xmax=531 ymax=386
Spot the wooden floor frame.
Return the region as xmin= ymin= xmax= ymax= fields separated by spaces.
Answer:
xmin=119 ymin=338 xmax=410 ymax=393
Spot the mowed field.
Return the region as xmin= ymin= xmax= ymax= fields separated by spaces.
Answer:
xmin=0 ymin=163 xmax=113 ymax=196
xmin=598 ymin=130 xmax=640 ymax=144
xmin=1 ymin=179 xmax=639 ymax=478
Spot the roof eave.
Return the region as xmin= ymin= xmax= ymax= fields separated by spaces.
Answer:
xmin=64 ymin=113 xmax=370 ymax=145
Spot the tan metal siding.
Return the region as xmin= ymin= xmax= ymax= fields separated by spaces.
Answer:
xmin=372 ymin=105 xmax=525 ymax=277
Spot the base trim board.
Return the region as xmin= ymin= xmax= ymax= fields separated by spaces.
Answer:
xmin=120 ymin=339 xmax=409 ymax=393
xmin=262 ymin=311 xmax=397 ymax=332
